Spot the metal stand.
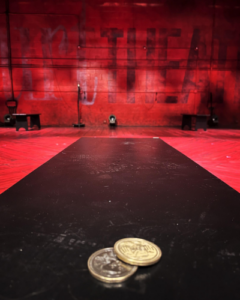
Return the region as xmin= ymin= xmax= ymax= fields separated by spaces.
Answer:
xmin=4 ymin=99 xmax=18 ymax=127
xmin=73 ymin=84 xmax=85 ymax=128
xmin=208 ymin=92 xmax=218 ymax=127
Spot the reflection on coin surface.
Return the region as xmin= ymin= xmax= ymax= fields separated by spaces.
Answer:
xmin=114 ymin=238 xmax=162 ymax=266
xmin=87 ymin=247 xmax=138 ymax=283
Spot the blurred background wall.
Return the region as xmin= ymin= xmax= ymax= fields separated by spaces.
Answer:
xmin=0 ymin=0 xmax=240 ymax=126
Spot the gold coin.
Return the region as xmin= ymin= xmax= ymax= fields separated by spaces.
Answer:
xmin=114 ymin=238 xmax=162 ymax=266
xmin=87 ymin=247 xmax=138 ymax=283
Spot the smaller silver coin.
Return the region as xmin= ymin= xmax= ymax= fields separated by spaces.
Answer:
xmin=87 ymin=247 xmax=138 ymax=283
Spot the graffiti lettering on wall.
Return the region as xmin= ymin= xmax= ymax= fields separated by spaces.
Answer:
xmin=101 ymin=28 xmax=124 ymax=103
xmin=15 ymin=26 xmax=68 ymax=100
xmin=145 ymin=28 xmax=156 ymax=104
xmin=234 ymin=49 xmax=240 ymax=103
xmin=181 ymin=28 xmax=200 ymax=104
xmin=1 ymin=24 xmax=240 ymax=105
xmin=127 ymin=28 xmax=136 ymax=103
xmin=0 ymin=30 xmax=12 ymax=99
xmin=158 ymin=28 xmax=181 ymax=103
xmin=77 ymin=0 xmax=98 ymax=105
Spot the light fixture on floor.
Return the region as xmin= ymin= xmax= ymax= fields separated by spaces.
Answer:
xmin=73 ymin=84 xmax=85 ymax=128
xmin=109 ymin=115 xmax=117 ymax=126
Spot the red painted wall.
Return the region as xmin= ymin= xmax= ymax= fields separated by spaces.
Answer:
xmin=0 ymin=0 xmax=240 ymax=126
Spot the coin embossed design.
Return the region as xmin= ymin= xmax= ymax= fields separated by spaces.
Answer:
xmin=87 ymin=247 xmax=138 ymax=283
xmin=114 ymin=238 xmax=162 ymax=266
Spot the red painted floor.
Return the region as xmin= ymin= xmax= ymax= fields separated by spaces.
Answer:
xmin=0 ymin=126 xmax=240 ymax=194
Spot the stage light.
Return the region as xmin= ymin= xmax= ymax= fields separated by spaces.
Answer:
xmin=4 ymin=114 xmax=11 ymax=123
xmin=109 ymin=115 xmax=117 ymax=126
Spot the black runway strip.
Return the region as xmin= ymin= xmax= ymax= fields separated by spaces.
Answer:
xmin=0 ymin=138 xmax=239 ymax=300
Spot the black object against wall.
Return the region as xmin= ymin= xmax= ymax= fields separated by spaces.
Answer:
xmin=208 ymin=92 xmax=219 ymax=127
xmin=12 ymin=113 xmax=41 ymax=131
xmin=181 ymin=114 xmax=209 ymax=131
xmin=73 ymin=84 xmax=85 ymax=128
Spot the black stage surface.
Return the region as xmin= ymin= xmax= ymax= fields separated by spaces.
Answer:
xmin=0 ymin=138 xmax=240 ymax=300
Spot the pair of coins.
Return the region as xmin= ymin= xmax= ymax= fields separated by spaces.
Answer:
xmin=87 ymin=238 xmax=162 ymax=283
